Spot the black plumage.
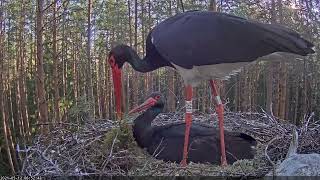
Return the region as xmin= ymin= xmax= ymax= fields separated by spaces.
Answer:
xmin=132 ymin=92 xmax=257 ymax=164
xmin=152 ymin=11 xmax=314 ymax=69
xmin=109 ymin=11 xmax=314 ymax=71
xmin=109 ymin=11 xmax=314 ymax=166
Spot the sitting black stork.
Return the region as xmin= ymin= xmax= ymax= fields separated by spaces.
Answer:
xmin=107 ymin=11 xmax=315 ymax=166
xmin=130 ymin=92 xmax=257 ymax=165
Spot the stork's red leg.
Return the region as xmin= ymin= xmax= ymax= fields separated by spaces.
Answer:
xmin=181 ymin=85 xmax=193 ymax=167
xmin=209 ymin=80 xmax=227 ymax=166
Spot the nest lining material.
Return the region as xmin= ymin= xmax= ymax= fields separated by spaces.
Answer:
xmin=21 ymin=112 xmax=320 ymax=176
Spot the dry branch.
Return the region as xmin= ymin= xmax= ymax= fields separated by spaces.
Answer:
xmin=21 ymin=112 xmax=320 ymax=176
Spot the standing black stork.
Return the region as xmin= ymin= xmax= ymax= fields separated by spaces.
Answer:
xmin=107 ymin=11 xmax=315 ymax=166
xmin=130 ymin=92 xmax=257 ymax=164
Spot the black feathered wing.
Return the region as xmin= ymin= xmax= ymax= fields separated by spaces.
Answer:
xmin=151 ymin=122 xmax=256 ymax=144
xmin=152 ymin=122 xmax=216 ymax=138
xmin=152 ymin=11 xmax=314 ymax=69
xmin=149 ymin=122 xmax=257 ymax=163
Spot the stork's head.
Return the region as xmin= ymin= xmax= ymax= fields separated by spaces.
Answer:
xmin=108 ymin=44 xmax=132 ymax=120
xmin=129 ymin=92 xmax=165 ymax=114
xmin=109 ymin=44 xmax=132 ymax=69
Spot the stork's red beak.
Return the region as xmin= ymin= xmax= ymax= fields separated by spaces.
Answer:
xmin=129 ymin=97 xmax=157 ymax=114
xmin=109 ymin=55 xmax=122 ymax=120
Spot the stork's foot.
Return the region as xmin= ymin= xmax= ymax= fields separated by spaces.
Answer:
xmin=221 ymin=159 xmax=228 ymax=167
xmin=180 ymin=159 xmax=187 ymax=167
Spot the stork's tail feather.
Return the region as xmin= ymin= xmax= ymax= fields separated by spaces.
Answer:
xmin=226 ymin=133 xmax=257 ymax=161
xmin=263 ymin=24 xmax=315 ymax=56
xmin=239 ymin=133 xmax=257 ymax=146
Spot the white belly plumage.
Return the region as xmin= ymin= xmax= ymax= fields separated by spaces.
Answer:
xmin=171 ymin=52 xmax=303 ymax=87
xmin=172 ymin=62 xmax=250 ymax=87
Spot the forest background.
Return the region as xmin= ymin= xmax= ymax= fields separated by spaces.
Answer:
xmin=0 ymin=0 xmax=319 ymax=175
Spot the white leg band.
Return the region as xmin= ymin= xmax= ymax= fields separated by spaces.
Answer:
xmin=186 ymin=100 xmax=192 ymax=113
xmin=215 ymin=96 xmax=222 ymax=105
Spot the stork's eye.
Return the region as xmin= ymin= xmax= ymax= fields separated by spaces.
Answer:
xmin=155 ymin=95 xmax=161 ymax=100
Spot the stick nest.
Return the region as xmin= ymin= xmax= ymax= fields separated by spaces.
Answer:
xmin=21 ymin=112 xmax=320 ymax=176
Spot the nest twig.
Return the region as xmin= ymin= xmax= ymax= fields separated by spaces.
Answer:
xmin=20 ymin=112 xmax=320 ymax=176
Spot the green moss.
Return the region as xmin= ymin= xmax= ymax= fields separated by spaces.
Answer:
xmin=67 ymin=96 xmax=94 ymax=125
xmin=0 ymin=147 xmax=11 ymax=175
xmin=103 ymin=122 xmax=136 ymax=151
xmin=227 ymin=159 xmax=256 ymax=175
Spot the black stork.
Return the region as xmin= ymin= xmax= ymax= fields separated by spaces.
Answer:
xmin=129 ymin=92 xmax=257 ymax=165
xmin=107 ymin=11 xmax=315 ymax=166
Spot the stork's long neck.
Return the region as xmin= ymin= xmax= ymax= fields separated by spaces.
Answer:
xmin=126 ymin=47 xmax=167 ymax=73
xmin=133 ymin=108 xmax=162 ymax=148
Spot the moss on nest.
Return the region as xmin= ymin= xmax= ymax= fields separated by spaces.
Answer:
xmin=103 ymin=122 xmax=136 ymax=151
xmin=22 ymin=112 xmax=320 ymax=176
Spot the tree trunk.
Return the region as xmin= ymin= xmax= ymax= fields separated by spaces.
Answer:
xmin=277 ymin=0 xmax=287 ymax=119
xmin=18 ymin=0 xmax=31 ymax=144
xmin=141 ymin=0 xmax=147 ymax=100
xmin=239 ymin=70 xmax=246 ymax=111
xmin=147 ymin=0 xmax=153 ymax=92
xmin=201 ymin=84 xmax=208 ymax=113
xmin=16 ymin=4 xmax=24 ymax=143
xmin=279 ymin=62 xmax=287 ymax=119
xmin=0 ymin=3 xmax=16 ymax=173
xmin=167 ymin=0 xmax=175 ymax=112
xmin=293 ymin=74 xmax=300 ymax=125
xmin=97 ymin=51 xmax=104 ymax=119
xmin=105 ymin=37 xmax=110 ymax=119
xmin=4 ymin=89 xmax=20 ymax=172
xmin=1 ymin=95 xmax=16 ymax=175
xmin=128 ymin=0 xmax=132 ymax=47
xmin=241 ymin=69 xmax=249 ymax=111
xmin=61 ymin=3 xmax=67 ymax=118
xmin=266 ymin=0 xmax=276 ymax=115
xmin=73 ymin=42 xmax=78 ymax=106
xmin=235 ymin=77 xmax=239 ymax=111
xmin=302 ymin=59 xmax=308 ymax=116
xmin=141 ymin=0 xmax=145 ymax=55
xmin=36 ymin=0 xmax=49 ymax=133
xmin=273 ymin=62 xmax=280 ymax=117
xmin=209 ymin=0 xmax=217 ymax=12
xmin=52 ymin=0 xmax=60 ymax=122
xmin=86 ymin=0 xmax=94 ymax=117
xmin=4 ymin=17 xmax=20 ymax=170
xmin=132 ymin=0 xmax=139 ymax=107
